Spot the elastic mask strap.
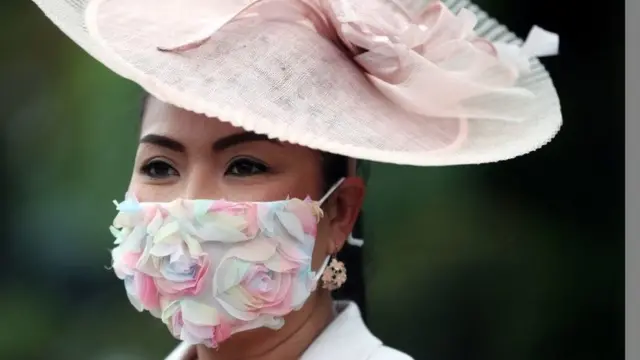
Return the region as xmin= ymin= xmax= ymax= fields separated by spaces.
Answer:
xmin=318 ymin=177 xmax=346 ymax=206
xmin=317 ymin=177 xmax=365 ymax=248
xmin=347 ymin=234 xmax=364 ymax=247
xmin=314 ymin=255 xmax=331 ymax=283
xmin=314 ymin=175 xmax=338 ymax=283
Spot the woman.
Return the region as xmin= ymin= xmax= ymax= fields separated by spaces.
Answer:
xmin=31 ymin=0 xmax=561 ymax=359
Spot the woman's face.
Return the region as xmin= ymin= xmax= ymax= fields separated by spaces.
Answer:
xmin=130 ymin=96 xmax=364 ymax=268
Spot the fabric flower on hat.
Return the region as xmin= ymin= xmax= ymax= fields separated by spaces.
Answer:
xmin=324 ymin=0 xmax=538 ymax=121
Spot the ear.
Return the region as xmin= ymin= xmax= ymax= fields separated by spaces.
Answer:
xmin=323 ymin=177 xmax=365 ymax=254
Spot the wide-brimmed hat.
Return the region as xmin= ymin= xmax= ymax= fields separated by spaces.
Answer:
xmin=31 ymin=0 xmax=561 ymax=166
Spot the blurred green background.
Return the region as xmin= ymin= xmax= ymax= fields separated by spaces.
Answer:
xmin=2 ymin=0 xmax=623 ymax=359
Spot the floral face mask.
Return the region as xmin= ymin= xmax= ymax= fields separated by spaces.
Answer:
xmin=109 ymin=179 xmax=344 ymax=348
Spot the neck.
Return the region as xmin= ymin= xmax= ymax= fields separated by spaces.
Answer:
xmin=196 ymin=292 xmax=335 ymax=360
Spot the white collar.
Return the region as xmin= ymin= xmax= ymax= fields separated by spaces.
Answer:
xmin=165 ymin=301 xmax=383 ymax=360
xmin=301 ymin=301 xmax=383 ymax=359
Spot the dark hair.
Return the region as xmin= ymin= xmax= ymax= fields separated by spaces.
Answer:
xmin=139 ymin=93 xmax=367 ymax=319
xmin=321 ymin=154 xmax=368 ymax=322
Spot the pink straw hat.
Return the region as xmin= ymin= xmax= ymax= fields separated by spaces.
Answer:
xmin=31 ymin=0 xmax=561 ymax=166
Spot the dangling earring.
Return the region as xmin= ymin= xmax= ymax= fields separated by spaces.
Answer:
xmin=321 ymin=257 xmax=347 ymax=291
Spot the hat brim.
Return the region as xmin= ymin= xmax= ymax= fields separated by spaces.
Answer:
xmin=31 ymin=0 xmax=561 ymax=166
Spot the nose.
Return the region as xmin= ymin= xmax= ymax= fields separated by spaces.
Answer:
xmin=182 ymin=165 xmax=223 ymax=200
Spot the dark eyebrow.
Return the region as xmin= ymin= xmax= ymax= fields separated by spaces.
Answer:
xmin=212 ymin=132 xmax=281 ymax=151
xmin=139 ymin=134 xmax=185 ymax=152
xmin=139 ymin=132 xmax=281 ymax=153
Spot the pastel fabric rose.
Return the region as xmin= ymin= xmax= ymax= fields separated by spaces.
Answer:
xmin=155 ymin=252 xmax=210 ymax=298
xmin=122 ymin=271 xmax=161 ymax=315
xmin=111 ymin=247 xmax=161 ymax=314
xmin=109 ymin=194 xmax=324 ymax=348
xmin=208 ymin=200 xmax=260 ymax=238
xmin=163 ymin=299 xmax=285 ymax=347
xmin=285 ymin=198 xmax=322 ymax=237
xmin=110 ymin=246 xmax=139 ymax=279
xmin=163 ymin=300 xmax=232 ymax=348
xmin=110 ymin=197 xmax=211 ymax=312
xmin=213 ymin=238 xmax=314 ymax=322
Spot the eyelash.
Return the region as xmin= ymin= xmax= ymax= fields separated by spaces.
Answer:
xmin=139 ymin=157 xmax=269 ymax=179
xmin=140 ymin=158 xmax=179 ymax=179
xmin=225 ymin=157 xmax=270 ymax=177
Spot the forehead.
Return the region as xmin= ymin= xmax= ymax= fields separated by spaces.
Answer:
xmin=141 ymin=96 xmax=242 ymax=139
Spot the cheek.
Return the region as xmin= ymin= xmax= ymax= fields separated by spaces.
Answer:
xmin=127 ymin=176 xmax=183 ymax=202
xmin=222 ymin=175 xmax=323 ymax=202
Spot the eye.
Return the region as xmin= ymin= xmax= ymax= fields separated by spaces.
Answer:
xmin=225 ymin=157 xmax=269 ymax=177
xmin=140 ymin=159 xmax=179 ymax=179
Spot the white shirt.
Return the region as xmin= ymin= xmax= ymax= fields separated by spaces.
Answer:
xmin=165 ymin=301 xmax=413 ymax=360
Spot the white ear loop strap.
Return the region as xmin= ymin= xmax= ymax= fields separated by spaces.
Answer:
xmin=317 ymin=177 xmax=365 ymax=249
xmin=318 ymin=177 xmax=345 ymax=205
xmin=314 ymin=256 xmax=331 ymax=283
xmin=347 ymin=234 xmax=364 ymax=247
xmin=313 ymin=177 xmax=365 ymax=284
xmin=314 ymin=177 xmax=344 ymax=284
